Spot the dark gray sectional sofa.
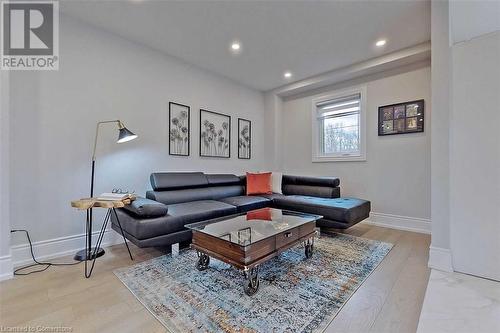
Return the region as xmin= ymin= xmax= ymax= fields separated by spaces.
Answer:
xmin=110 ymin=172 xmax=370 ymax=248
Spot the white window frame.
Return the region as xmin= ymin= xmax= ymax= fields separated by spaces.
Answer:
xmin=311 ymin=85 xmax=367 ymax=162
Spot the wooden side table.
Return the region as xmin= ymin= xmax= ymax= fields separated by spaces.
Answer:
xmin=71 ymin=197 xmax=135 ymax=278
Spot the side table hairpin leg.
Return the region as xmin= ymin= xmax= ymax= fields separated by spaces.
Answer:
xmin=112 ymin=208 xmax=133 ymax=261
xmin=84 ymin=209 xmax=110 ymax=278
xmin=84 ymin=208 xmax=133 ymax=278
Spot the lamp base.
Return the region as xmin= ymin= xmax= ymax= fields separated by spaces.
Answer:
xmin=74 ymin=247 xmax=105 ymax=261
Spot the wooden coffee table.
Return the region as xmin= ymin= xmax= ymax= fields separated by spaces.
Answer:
xmin=186 ymin=208 xmax=322 ymax=296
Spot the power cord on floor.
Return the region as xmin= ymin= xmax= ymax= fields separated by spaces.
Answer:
xmin=11 ymin=229 xmax=81 ymax=276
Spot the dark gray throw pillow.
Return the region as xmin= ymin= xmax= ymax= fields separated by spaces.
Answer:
xmin=122 ymin=197 xmax=168 ymax=218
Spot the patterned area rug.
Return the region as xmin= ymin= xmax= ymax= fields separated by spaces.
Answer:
xmin=114 ymin=233 xmax=392 ymax=333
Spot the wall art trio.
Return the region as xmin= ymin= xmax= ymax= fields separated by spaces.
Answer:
xmin=168 ymin=102 xmax=251 ymax=159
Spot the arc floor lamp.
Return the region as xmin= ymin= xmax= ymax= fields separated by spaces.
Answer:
xmin=74 ymin=120 xmax=138 ymax=261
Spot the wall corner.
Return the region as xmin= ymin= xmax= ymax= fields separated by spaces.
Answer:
xmin=428 ymin=246 xmax=454 ymax=272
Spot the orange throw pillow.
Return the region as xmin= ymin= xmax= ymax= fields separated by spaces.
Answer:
xmin=246 ymin=172 xmax=272 ymax=195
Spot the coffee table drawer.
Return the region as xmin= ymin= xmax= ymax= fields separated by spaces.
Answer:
xmin=276 ymin=228 xmax=299 ymax=248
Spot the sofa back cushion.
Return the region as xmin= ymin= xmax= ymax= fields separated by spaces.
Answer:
xmin=206 ymin=174 xmax=244 ymax=200
xmin=282 ymin=184 xmax=340 ymax=199
xmin=147 ymin=172 xmax=245 ymax=205
xmin=150 ymin=172 xmax=208 ymax=191
xmin=210 ymin=185 xmax=245 ymax=200
xmin=206 ymin=174 xmax=242 ymax=186
xmin=146 ymin=187 xmax=215 ymax=205
xmin=282 ymin=175 xmax=340 ymax=188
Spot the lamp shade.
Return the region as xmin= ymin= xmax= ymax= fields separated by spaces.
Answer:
xmin=117 ymin=126 xmax=138 ymax=143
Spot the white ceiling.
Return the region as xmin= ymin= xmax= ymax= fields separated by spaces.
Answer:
xmin=61 ymin=0 xmax=430 ymax=91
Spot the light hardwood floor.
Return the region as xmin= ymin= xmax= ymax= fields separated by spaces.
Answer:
xmin=0 ymin=224 xmax=430 ymax=333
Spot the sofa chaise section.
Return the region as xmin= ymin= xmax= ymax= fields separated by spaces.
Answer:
xmin=269 ymin=175 xmax=370 ymax=229
xmin=272 ymin=196 xmax=370 ymax=229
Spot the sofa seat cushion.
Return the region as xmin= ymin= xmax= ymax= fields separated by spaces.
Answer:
xmin=167 ymin=200 xmax=237 ymax=227
xmin=273 ymin=196 xmax=370 ymax=224
xmin=259 ymin=193 xmax=287 ymax=201
xmin=113 ymin=200 xmax=237 ymax=240
xmin=218 ymin=196 xmax=270 ymax=212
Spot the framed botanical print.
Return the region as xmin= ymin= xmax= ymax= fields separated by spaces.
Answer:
xmin=199 ymin=109 xmax=231 ymax=158
xmin=169 ymin=102 xmax=190 ymax=156
xmin=378 ymin=99 xmax=424 ymax=136
xmin=238 ymin=118 xmax=251 ymax=159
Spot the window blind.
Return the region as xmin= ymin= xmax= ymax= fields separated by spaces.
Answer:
xmin=316 ymin=93 xmax=361 ymax=118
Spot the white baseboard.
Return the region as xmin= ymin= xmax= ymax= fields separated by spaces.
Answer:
xmin=0 ymin=254 xmax=13 ymax=281
xmin=362 ymin=212 xmax=431 ymax=234
xmin=11 ymin=229 xmax=123 ymax=268
xmin=428 ymin=246 xmax=453 ymax=272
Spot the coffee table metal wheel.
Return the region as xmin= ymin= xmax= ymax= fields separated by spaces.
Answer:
xmin=304 ymin=238 xmax=314 ymax=259
xmin=244 ymin=267 xmax=260 ymax=296
xmin=196 ymin=251 xmax=210 ymax=271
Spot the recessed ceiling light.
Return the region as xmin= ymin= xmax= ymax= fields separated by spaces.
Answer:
xmin=231 ymin=42 xmax=241 ymax=51
xmin=284 ymin=71 xmax=292 ymax=79
xmin=376 ymin=39 xmax=387 ymax=47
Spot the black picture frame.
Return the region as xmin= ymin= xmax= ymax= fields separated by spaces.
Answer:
xmin=199 ymin=109 xmax=231 ymax=158
xmin=169 ymin=102 xmax=190 ymax=156
xmin=378 ymin=99 xmax=424 ymax=136
xmin=238 ymin=118 xmax=251 ymax=159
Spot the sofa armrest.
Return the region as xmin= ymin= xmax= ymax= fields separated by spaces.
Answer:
xmin=122 ymin=197 xmax=168 ymax=218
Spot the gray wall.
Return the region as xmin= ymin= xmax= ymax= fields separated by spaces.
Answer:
xmin=280 ymin=67 xmax=431 ymax=220
xmin=0 ymin=71 xmax=12 ymax=279
xmin=429 ymin=0 xmax=500 ymax=279
xmin=263 ymin=92 xmax=283 ymax=171
xmin=8 ymin=16 xmax=266 ymax=248
xmin=449 ymin=31 xmax=500 ymax=281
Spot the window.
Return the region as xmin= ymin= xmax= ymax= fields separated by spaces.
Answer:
xmin=312 ymin=87 xmax=366 ymax=162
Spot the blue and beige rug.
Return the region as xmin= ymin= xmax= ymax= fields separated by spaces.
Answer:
xmin=114 ymin=233 xmax=392 ymax=332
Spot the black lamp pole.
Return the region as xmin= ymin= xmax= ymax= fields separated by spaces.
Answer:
xmin=74 ymin=120 xmax=137 ymax=261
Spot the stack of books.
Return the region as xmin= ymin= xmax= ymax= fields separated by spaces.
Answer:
xmin=97 ymin=193 xmax=134 ymax=201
